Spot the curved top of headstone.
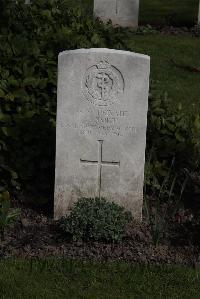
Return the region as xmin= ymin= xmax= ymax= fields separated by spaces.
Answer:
xmin=59 ymin=48 xmax=150 ymax=61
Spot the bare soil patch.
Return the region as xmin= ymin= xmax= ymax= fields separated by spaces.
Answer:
xmin=1 ymin=203 xmax=199 ymax=267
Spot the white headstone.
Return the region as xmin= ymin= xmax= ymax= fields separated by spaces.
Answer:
xmin=94 ymin=0 xmax=139 ymax=28
xmin=54 ymin=48 xmax=150 ymax=220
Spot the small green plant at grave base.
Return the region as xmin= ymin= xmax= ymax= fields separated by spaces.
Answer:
xmin=60 ymin=197 xmax=133 ymax=242
xmin=0 ymin=191 xmax=20 ymax=242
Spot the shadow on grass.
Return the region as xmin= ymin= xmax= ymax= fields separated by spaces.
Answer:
xmin=0 ymin=259 xmax=200 ymax=298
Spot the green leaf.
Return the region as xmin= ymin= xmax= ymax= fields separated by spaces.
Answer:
xmin=175 ymin=132 xmax=185 ymax=142
xmin=194 ymin=115 xmax=200 ymax=130
xmin=0 ymin=89 xmax=5 ymax=97
xmin=0 ymin=113 xmax=11 ymax=123
xmin=41 ymin=10 xmax=51 ymax=18
xmin=9 ymin=78 xmax=19 ymax=87
xmin=1 ymin=191 xmax=10 ymax=201
xmin=11 ymin=171 xmax=18 ymax=180
xmin=91 ymin=33 xmax=101 ymax=45
xmin=23 ymin=77 xmax=37 ymax=87
xmin=2 ymin=127 xmax=13 ymax=137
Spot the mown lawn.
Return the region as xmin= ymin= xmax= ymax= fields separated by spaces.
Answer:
xmin=140 ymin=0 xmax=199 ymax=26
xmin=67 ymin=0 xmax=199 ymax=26
xmin=0 ymin=259 xmax=200 ymax=298
xmin=124 ymin=34 xmax=200 ymax=113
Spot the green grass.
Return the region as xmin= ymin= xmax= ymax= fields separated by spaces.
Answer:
xmin=124 ymin=34 xmax=200 ymax=113
xmin=0 ymin=259 xmax=200 ymax=298
xmin=140 ymin=0 xmax=199 ymax=26
xmin=67 ymin=0 xmax=199 ymax=26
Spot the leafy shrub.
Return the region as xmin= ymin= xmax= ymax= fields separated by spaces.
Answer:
xmin=145 ymin=81 xmax=200 ymax=193
xmin=0 ymin=0 xmax=128 ymax=205
xmin=60 ymin=198 xmax=133 ymax=242
xmin=5 ymin=114 xmax=56 ymax=206
xmin=144 ymin=82 xmax=200 ymax=215
xmin=0 ymin=191 xmax=20 ymax=241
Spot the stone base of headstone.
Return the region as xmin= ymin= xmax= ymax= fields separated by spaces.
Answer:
xmin=94 ymin=0 xmax=140 ymax=28
xmin=54 ymin=48 xmax=150 ymax=221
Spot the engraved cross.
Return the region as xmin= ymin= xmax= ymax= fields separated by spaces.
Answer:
xmin=80 ymin=140 xmax=120 ymax=199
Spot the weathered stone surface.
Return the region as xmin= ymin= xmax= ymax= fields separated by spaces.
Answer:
xmin=54 ymin=48 xmax=150 ymax=220
xmin=94 ymin=0 xmax=140 ymax=28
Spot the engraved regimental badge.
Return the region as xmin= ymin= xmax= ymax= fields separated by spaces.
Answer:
xmin=83 ymin=60 xmax=124 ymax=106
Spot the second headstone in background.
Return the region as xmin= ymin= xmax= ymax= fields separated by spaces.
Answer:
xmin=94 ymin=0 xmax=140 ymax=28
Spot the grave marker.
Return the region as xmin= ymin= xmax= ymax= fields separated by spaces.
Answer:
xmin=54 ymin=48 xmax=150 ymax=220
xmin=94 ymin=0 xmax=140 ymax=28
